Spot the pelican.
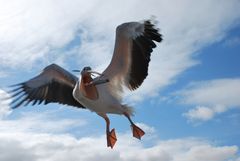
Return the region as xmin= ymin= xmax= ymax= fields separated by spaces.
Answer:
xmin=10 ymin=20 xmax=162 ymax=148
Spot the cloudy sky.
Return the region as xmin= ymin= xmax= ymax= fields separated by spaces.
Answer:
xmin=0 ymin=0 xmax=240 ymax=160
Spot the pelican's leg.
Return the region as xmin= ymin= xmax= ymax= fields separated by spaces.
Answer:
xmin=98 ymin=113 xmax=117 ymax=148
xmin=124 ymin=112 xmax=145 ymax=140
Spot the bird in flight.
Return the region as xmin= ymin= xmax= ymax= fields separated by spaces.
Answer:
xmin=9 ymin=19 xmax=162 ymax=148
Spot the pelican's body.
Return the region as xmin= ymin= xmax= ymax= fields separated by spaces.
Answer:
xmin=73 ymin=81 xmax=129 ymax=115
xmin=9 ymin=19 xmax=162 ymax=148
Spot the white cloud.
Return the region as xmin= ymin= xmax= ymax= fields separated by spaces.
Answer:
xmin=123 ymin=0 xmax=240 ymax=102
xmin=177 ymin=78 xmax=240 ymax=121
xmin=224 ymin=36 xmax=240 ymax=47
xmin=184 ymin=106 xmax=215 ymax=121
xmin=0 ymin=0 xmax=240 ymax=102
xmin=0 ymin=0 xmax=96 ymax=68
xmin=0 ymin=132 xmax=239 ymax=161
xmin=0 ymin=89 xmax=12 ymax=119
xmin=0 ymin=100 xmax=239 ymax=161
xmin=0 ymin=110 xmax=87 ymax=134
xmin=0 ymin=71 xmax=9 ymax=78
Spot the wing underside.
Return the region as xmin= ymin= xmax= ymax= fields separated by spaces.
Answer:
xmin=10 ymin=64 xmax=85 ymax=109
xmin=103 ymin=20 xmax=162 ymax=93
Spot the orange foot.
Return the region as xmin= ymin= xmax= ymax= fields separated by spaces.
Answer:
xmin=107 ymin=128 xmax=117 ymax=148
xmin=131 ymin=124 xmax=145 ymax=140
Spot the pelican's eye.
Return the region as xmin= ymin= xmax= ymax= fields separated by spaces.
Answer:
xmin=83 ymin=66 xmax=91 ymax=71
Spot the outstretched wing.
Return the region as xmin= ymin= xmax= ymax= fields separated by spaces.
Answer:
xmin=103 ymin=20 xmax=162 ymax=93
xmin=10 ymin=64 xmax=85 ymax=109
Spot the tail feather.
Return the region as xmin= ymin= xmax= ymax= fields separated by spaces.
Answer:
xmin=122 ymin=104 xmax=135 ymax=116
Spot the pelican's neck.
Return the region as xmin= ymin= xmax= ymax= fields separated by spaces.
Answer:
xmin=79 ymin=74 xmax=99 ymax=100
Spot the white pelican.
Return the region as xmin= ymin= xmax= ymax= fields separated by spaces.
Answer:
xmin=10 ymin=20 xmax=162 ymax=148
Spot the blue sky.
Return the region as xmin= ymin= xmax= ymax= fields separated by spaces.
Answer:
xmin=0 ymin=0 xmax=240 ymax=161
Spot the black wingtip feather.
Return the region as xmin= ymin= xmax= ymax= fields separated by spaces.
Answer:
xmin=128 ymin=20 xmax=162 ymax=90
xmin=9 ymin=64 xmax=85 ymax=109
xmin=144 ymin=20 xmax=163 ymax=43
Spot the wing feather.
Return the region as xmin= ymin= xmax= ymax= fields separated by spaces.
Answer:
xmin=103 ymin=20 xmax=162 ymax=92
xmin=10 ymin=64 xmax=85 ymax=109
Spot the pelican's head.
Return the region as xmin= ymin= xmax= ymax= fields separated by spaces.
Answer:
xmin=72 ymin=67 xmax=103 ymax=77
xmin=73 ymin=67 xmax=108 ymax=86
xmin=81 ymin=66 xmax=92 ymax=76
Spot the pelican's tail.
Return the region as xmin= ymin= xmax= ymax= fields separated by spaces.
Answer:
xmin=122 ymin=104 xmax=135 ymax=116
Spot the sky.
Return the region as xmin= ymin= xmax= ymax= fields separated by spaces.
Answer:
xmin=0 ymin=0 xmax=240 ymax=160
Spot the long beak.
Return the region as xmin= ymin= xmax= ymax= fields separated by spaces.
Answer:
xmin=87 ymin=70 xmax=103 ymax=76
xmin=91 ymin=78 xmax=109 ymax=86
